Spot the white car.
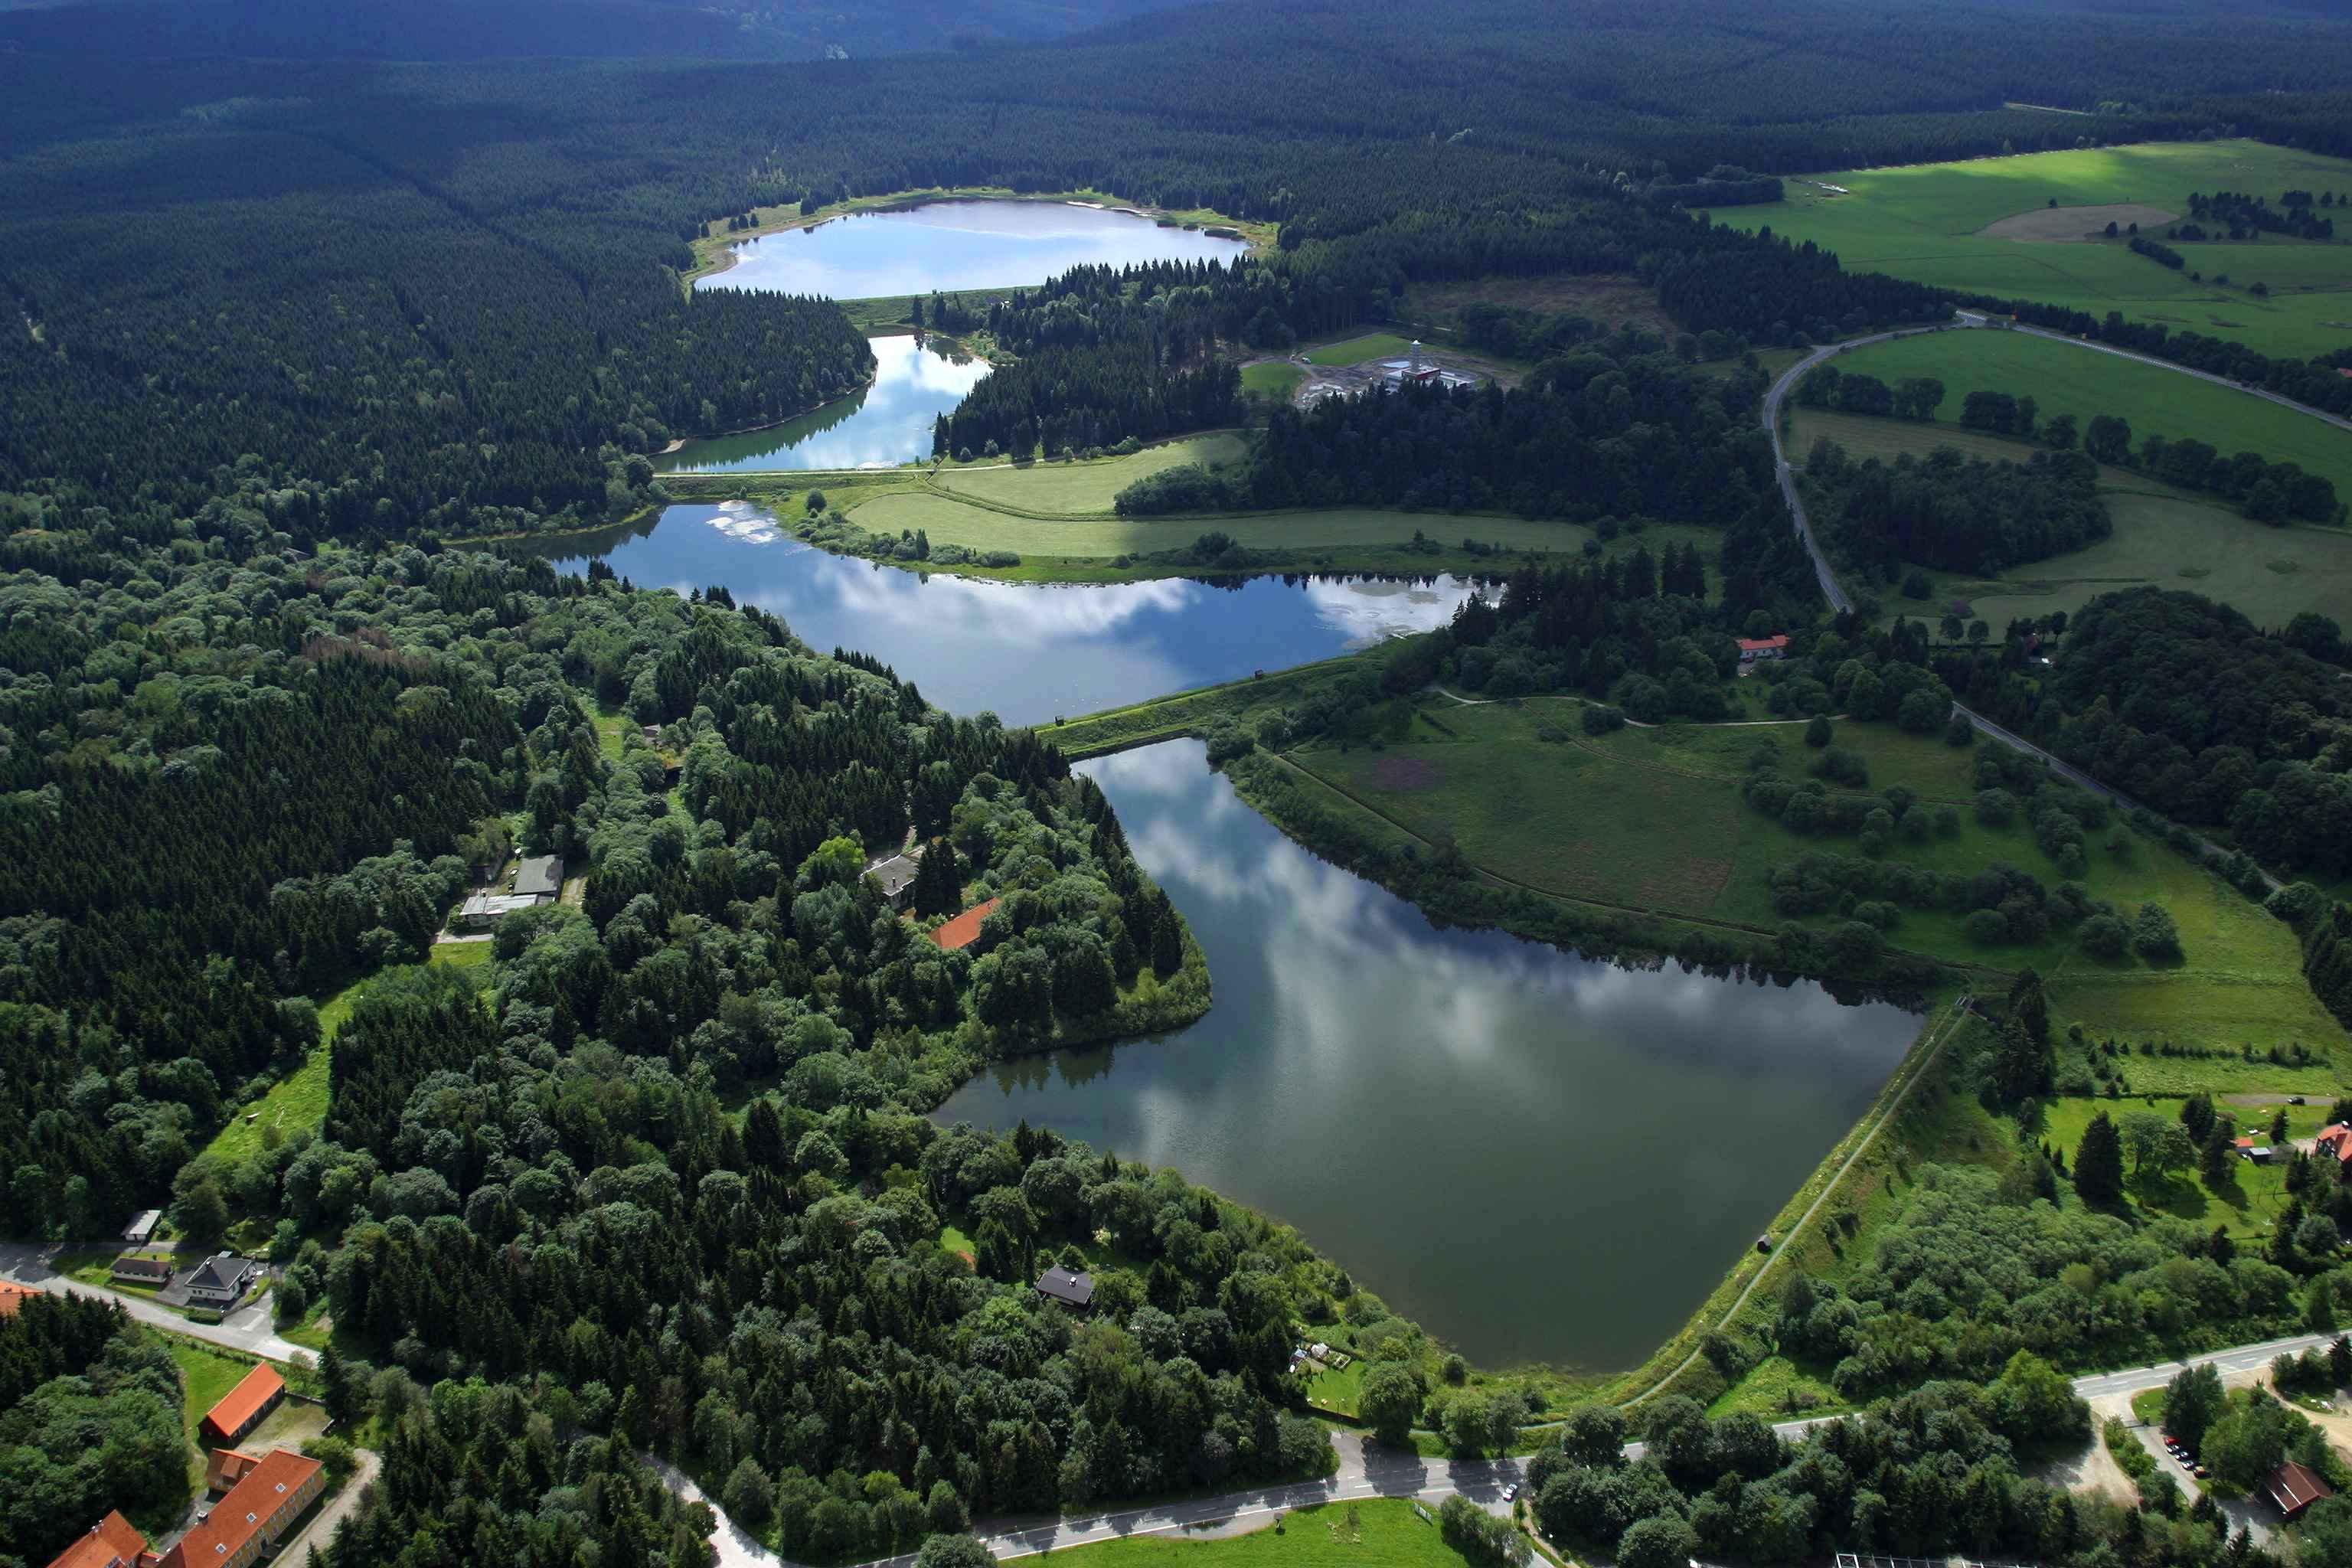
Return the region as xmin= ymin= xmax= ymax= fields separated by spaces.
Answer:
xmin=1502 ymin=1484 xmax=1519 ymax=1502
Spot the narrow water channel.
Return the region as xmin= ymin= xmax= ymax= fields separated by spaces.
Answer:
xmin=656 ymin=335 xmax=987 ymax=475
xmin=528 ymin=518 xmax=1922 ymax=1370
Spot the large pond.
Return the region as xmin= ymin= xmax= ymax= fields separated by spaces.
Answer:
xmin=656 ymin=335 xmax=988 ymax=475
xmin=528 ymin=514 xmax=1923 ymax=1370
xmin=533 ymin=504 xmax=1478 ymax=724
xmin=698 ymin=200 xmax=1250 ymax=300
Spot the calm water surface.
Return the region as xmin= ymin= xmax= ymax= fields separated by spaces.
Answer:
xmin=533 ymin=505 xmax=1478 ymax=725
xmin=941 ymin=742 xmax=1921 ymax=1370
xmin=700 ymin=201 xmax=1248 ymax=300
xmin=527 ymin=521 xmax=1922 ymax=1368
xmin=657 ymin=336 xmax=987 ymax=475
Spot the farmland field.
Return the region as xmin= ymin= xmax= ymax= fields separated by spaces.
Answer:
xmin=1805 ymin=328 xmax=2352 ymax=502
xmin=1730 ymin=140 xmax=2352 ymax=358
xmin=933 ymin=433 xmax=1251 ymax=514
xmin=1787 ymin=407 xmax=2352 ymax=626
xmin=1302 ymin=332 xmax=1416 ymax=366
xmin=1240 ymin=361 xmax=1305 ymax=402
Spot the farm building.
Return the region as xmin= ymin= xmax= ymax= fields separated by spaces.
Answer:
xmin=1034 ymin=1265 xmax=1096 ymax=1310
xmin=41 ymin=1510 xmax=148 ymax=1568
xmin=111 ymin=1256 xmax=175 ymax=1286
xmin=1377 ymin=343 xmax=1478 ymax=392
xmin=200 ymin=1362 xmax=284 ymax=1446
xmin=158 ymin=1448 xmax=324 ymax=1568
xmin=1736 ymin=635 xmax=1791 ymax=663
xmin=122 ymin=1209 xmax=162 ymax=1244
xmin=2269 ymin=1459 xmax=2334 ymax=1520
xmin=930 ymin=897 xmax=1002 ymax=952
xmin=512 ymin=855 xmax=564 ymax=899
xmin=185 ymin=1253 xmax=261 ymax=1312
xmin=2233 ymin=1135 xmax=2275 ymax=1163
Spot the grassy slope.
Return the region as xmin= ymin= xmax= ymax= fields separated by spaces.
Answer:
xmin=1240 ymin=362 xmax=1305 ymax=401
xmin=1788 ymin=407 xmax=2352 ymax=626
xmin=1302 ymin=333 xmax=1416 ymax=367
xmin=1729 ymin=139 xmax=2352 ymax=358
xmin=169 ymin=1339 xmax=257 ymax=1488
xmin=1808 ymin=327 xmax=2352 ymax=502
xmin=1289 ymin=701 xmax=2341 ymax=1044
xmin=1035 ymin=1501 xmax=1485 ymax=1568
xmin=933 ymin=433 xmax=1252 ymax=514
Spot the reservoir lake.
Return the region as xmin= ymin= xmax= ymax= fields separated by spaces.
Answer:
xmin=698 ymin=200 xmax=1250 ymax=301
xmin=534 ymin=510 xmax=1924 ymax=1370
xmin=657 ymin=335 xmax=988 ymax=475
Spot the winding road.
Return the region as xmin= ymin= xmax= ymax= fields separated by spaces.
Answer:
xmin=0 ymin=1242 xmax=307 ymax=1361
xmin=1760 ymin=315 xmax=2285 ymax=891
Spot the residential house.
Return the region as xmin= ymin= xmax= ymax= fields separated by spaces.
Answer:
xmin=2315 ymin=1122 xmax=2352 ymax=1179
xmin=929 ymin=897 xmax=1002 ymax=952
xmin=2232 ymin=1135 xmax=2275 ymax=1164
xmin=2269 ymin=1459 xmax=2335 ymax=1521
xmin=111 ymin=1256 xmax=175 ymax=1287
xmin=184 ymin=1254 xmax=260 ymax=1312
xmin=866 ymin=850 xmax=922 ymax=910
xmin=122 ymin=1210 xmax=162 ymax=1245
xmin=201 ymin=1363 xmax=284 ymax=1447
xmin=160 ymin=1448 xmax=324 ymax=1568
xmin=42 ymin=1511 xmax=149 ymax=1568
xmin=0 ymin=1279 xmax=36 ymax=1317
xmin=511 ymin=855 xmax=564 ymax=900
xmin=456 ymin=891 xmax=543 ymax=927
xmin=1034 ymin=1265 xmax=1096 ymax=1311
xmin=1736 ymin=635 xmax=1791 ymax=663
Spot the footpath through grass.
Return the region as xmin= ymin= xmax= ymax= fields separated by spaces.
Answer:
xmin=1729 ymin=139 xmax=2352 ymax=358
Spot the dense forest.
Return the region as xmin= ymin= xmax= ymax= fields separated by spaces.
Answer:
xmin=1803 ymin=441 xmax=2112 ymax=576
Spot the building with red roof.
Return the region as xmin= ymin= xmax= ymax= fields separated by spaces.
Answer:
xmin=1736 ymin=635 xmax=1791 ymax=662
xmin=929 ymin=897 xmax=1002 ymax=952
xmin=2269 ymin=1459 xmax=2335 ymax=1519
xmin=205 ymin=1448 xmax=263 ymax=1495
xmin=2315 ymin=1122 xmax=2352 ymax=1179
xmin=42 ymin=1510 xmax=149 ymax=1568
xmin=0 ymin=1279 xmax=38 ymax=1316
xmin=199 ymin=1363 xmax=284 ymax=1448
xmin=158 ymin=1449 xmax=322 ymax=1568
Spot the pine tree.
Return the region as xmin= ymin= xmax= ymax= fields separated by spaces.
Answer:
xmin=745 ymin=1098 xmax=786 ymax=1171
xmin=2008 ymin=968 xmax=2050 ymax=1047
xmin=2074 ymin=1111 xmax=2124 ymax=1204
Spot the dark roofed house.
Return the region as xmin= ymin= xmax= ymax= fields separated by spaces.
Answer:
xmin=185 ymin=1253 xmax=260 ymax=1311
xmin=867 ymin=851 xmax=922 ymax=910
xmin=2269 ymin=1459 xmax=2334 ymax=1520
xmin=1035 ymin=1265 xmax=1095 ymax=1311
xmin=512 ymin=855 xmax=564 ymax=900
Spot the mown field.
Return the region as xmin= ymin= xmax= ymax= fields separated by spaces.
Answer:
xmin=1302 ymin=332 xmax=1416 ymax=367
xmin=1788 ymin=407 xmax=2352 ymax=626
xmin=933 ymin=433 xmax=1252 ymax=514
xmin=1037 ymin=1501 xmax=1488 ymax=1568
xmin=1241 ymin=361 xmax=1305 ymax=403
xmin=1810 ymin=327 xmax=2352 ymax=501
xmin=1731 ymin=139 xmax=2352 ymax=358
xmin=1289 ymin=700 xmax=2342 ymax=1049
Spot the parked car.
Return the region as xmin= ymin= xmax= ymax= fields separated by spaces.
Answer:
xmin=1503 ymin=1485 xmax=1519 ymax=1501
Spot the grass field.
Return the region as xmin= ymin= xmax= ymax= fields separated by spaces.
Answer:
xmin=1731 ymin=140 xmax=2352 ymax=358
xmin=1034 ymin=1500 xmax=1486 ymax=1568
xmin=169 ymin=1339 xmax=257 ymax=1485
xmin=1289 ymin=701 xmax=2344 ymax=1048
xmin=1806 ymin=328 xmax=2352 ymax=503
xmin=1241 ymin=361 xmax=1305 ymax=403
xmin=2037 ymin=1097 xmax=2301 ymax=1243
xmin=933 ymin=433 xmax=1252 ymax=515
xmin=1302 ymin=333 xmax=1415 ymax=367
xmin=1788 ymin=407 xmax=2352 ymax=626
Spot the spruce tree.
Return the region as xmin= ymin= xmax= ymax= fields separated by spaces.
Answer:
xmin=2074 ymin=1111 xmax=2125 ymax=1204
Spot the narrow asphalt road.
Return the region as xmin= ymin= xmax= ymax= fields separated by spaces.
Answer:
xmin=660 ymin=1328 xmax=2343 ymax=1566
xmin=1759 ymin=318 xmax=2284 ymax=893
xmin=0 ymin=1243 xmax=307 ymax=1363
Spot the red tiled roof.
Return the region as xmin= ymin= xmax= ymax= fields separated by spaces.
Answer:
xmin=206 ymin=1447 xmax=263 ymax=1493
xmin=201 ymin=1363 xmax=283 ymax=1442
xmin=44 ymin=1510 xmax=147 ymax=1568
xmin=0 ymin=1280 xmax=36 ymax=1317
xmin=160 ymin=1449 xmax=321 ymax=1568
xmin=1736 ymin=635 xmax=1790 ymax=652
xmin=2319 ymin=1123 xmax=2352 ymax=1163
xmin=2269 ymin=1459 xmax=2334 ymax=1514
xmin=930 ymin=897 xmax=1002 ymax=952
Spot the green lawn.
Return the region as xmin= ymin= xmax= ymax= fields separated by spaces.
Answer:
xmin=1805 ymin=328 xmax=2352 ymax=505
xmin=169 ymin=1339 xmax=258 ymax=1487
xmin=1730 ymin=139 xmax=2352 ymax=358
xmin=1033 ymin=1500 xmax=1488 ymax=1568
xmin=1290 ymin=702 xmax=2344 ymax=1048
xmin=2037 ymin=1098 xmax=2303 ymax=1243
xmin=1302 ymin=333 xmax=1416 ymax=367
xmin=1242 ymin=362 xmax=1306 ymax=403
xmin=1788 ymin=407 xmax=2352 ymax=627
xmin=933 ymin=433 xmax=1253 ymax=515
xmin=1305 ymin=1358 xmax=1364 ymax=1417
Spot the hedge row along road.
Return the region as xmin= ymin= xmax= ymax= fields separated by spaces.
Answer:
xmin=1762 ymin=316 xmax=2285 ymax=892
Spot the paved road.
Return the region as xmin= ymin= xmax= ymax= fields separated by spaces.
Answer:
xmin=1759 ymin=318 xmax=2285 ymax=893
xmin=0 ymin=1243 xmax=308 ymax=1362
xmin=273 ymin=1446 xmax=381 ymax=1563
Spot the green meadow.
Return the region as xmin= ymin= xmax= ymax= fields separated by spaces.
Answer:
xmin=1302 ymin=332 xmax=1416 ymax=367
xmin=1730 ymin=139 xmax=2352 ymax=358
xmin=933 ymin=433 xmax=1252 ymax=514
